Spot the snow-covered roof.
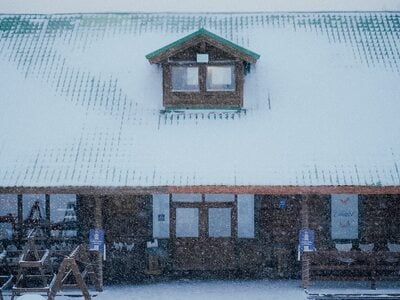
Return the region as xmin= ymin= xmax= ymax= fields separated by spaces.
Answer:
xmin=0 ymin=12 xmax=399 ymax=190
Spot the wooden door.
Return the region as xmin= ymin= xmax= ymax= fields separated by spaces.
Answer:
xmin=171 ymin=195 xmax=237 ymax=271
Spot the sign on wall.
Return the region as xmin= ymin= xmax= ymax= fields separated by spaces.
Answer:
xmin=89 ymin=228 xmax=104 ymax=252
xmin=196 ymin=53 xmax=209 ymax=63
xmin=331 ymin=194 xmax=359 ymax=240
xmin=299 ymin=228 xmax=315 ymax=252
xmin=278 ymin=197 xmax=287 ymax=209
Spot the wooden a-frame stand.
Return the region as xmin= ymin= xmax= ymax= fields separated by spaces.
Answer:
xmin=12 ymin=229 xmax=55 ymax=299
xmin=0 ymin=246 xmax=13 ymax=300
xmin=0 ymin=275 xmax=13 ymax=300
xmin=49 ymin=245 xmax=101 ymax=300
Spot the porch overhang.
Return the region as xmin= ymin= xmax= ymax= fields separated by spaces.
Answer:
xmin=1 ymin=185 xmax=400 ymax=195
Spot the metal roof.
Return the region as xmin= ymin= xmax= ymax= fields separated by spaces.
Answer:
xmin=0 ymin=12 xmax=399 ymax=189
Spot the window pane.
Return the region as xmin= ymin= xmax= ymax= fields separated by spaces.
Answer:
xmin=176 ymin=208 xmax=199 ymax=237
xmin=171 ymin=66 xmax=199 ymax=91
xmin=206 ymin=66 xmax=235 ymax=91
xmin=23 ymin=194 xmax=46 ymax=223
xmin=0 ymin=194 xmax=17 ymax=240
xmin=238 ymin=194 xmax=255 ymax=238
xmin=205 ymin=194 xmax=234 ymax=202
xmin=208 ymin=208 xmax=231 ymax=237
xmin=172 ymin=194 xmax=202 ymax=202
xmin=50 ymin=194 xmax=77 ymax=238
xmin=50 ymin=194 xmax=76 ymax=223
xmin=0 ymin=194 xmax=17 ymax=216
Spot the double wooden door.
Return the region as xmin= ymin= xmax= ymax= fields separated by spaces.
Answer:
xmin=171 ymin=196 xmax=237 ymax=270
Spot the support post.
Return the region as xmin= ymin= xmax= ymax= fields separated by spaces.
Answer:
xmin=301 ymin=195 xmax=310 ymax=289
xmin=93 ymin=197 xmax=103 ymax=291
xmin=45 ymin=194 xmax=51 ymax=238
xmin=17 ymin=195 xmax=23 ymax=241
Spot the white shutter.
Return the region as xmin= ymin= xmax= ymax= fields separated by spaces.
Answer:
xmin=237 ymin=194 xmax=255 ymax=238
xmin=152 ymin=194 xmax=170 ymax=238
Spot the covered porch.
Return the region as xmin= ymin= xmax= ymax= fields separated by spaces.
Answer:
xmin=0 ymin=185 xmax=399 ymax=290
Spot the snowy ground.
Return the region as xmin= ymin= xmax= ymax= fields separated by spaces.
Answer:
xmin=308 ymin=280 xmax=400 ymax=296
xmin=80 ymin=279 xmax=305 ymax=300
xmin=9 ymin=279 xmax=400 ymax=300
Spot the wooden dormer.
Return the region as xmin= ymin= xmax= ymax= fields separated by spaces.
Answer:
xmin=146 ymin=28 xmax=260 ymax=110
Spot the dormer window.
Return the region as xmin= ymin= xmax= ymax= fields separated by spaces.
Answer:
xmin=146 ymin=28 xmax=260 ymax=110
xmin=206 ymin=65 xmax=235 ymax=91
xmin=171 ymin=66 xmax=199 ymax=92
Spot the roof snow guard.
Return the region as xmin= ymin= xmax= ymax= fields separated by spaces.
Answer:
xmin=146 ymin=28 xmax=260 ymax=64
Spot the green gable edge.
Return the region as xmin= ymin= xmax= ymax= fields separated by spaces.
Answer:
xmin=145 ymin=28 xmax=260 ymax=61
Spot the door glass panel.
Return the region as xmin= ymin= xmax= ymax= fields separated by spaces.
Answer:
xmin=172 ymin=194 xmax=202 ymax=202
xmin=176 ymin=208 xmax=199 ymax=237
xmin=205 ymin=194 xmax=234 ymax=202
xmin=208 ymin=208 xmax=231 ymax=237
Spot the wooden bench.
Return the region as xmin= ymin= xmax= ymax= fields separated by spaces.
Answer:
xmin=303 ymin=250 xmax=400 ymax=289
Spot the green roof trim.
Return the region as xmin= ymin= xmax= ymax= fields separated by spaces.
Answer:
xmin=145 ymin=28 xmax=260 ymax=62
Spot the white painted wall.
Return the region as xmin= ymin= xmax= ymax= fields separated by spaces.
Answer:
xmin=152 ymin=194 xmax=170 ymax=239
xmin=237 ymin=194 xmax=255 ymax=238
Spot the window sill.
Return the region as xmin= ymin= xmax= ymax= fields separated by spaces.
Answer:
xmin=160 ymin=107 xmax=246 ymax=113
xmin=171 ymin=90 xmax=200 ymax=93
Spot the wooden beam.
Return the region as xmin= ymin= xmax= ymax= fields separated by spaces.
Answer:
xmin=45 ymin=194 xmax=51 ymax=237
xmin=301 ymin=195 xmax=310 ymax=228
xmin=1 ymin=185 xmax=399 ymax=196
xmin=17 ymin=194 xmax=23 ymax=241
xmin=166 ymin=185 xmax=400 ymax=195
xmin=93 ymin=197 xmax=103 ymax=291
